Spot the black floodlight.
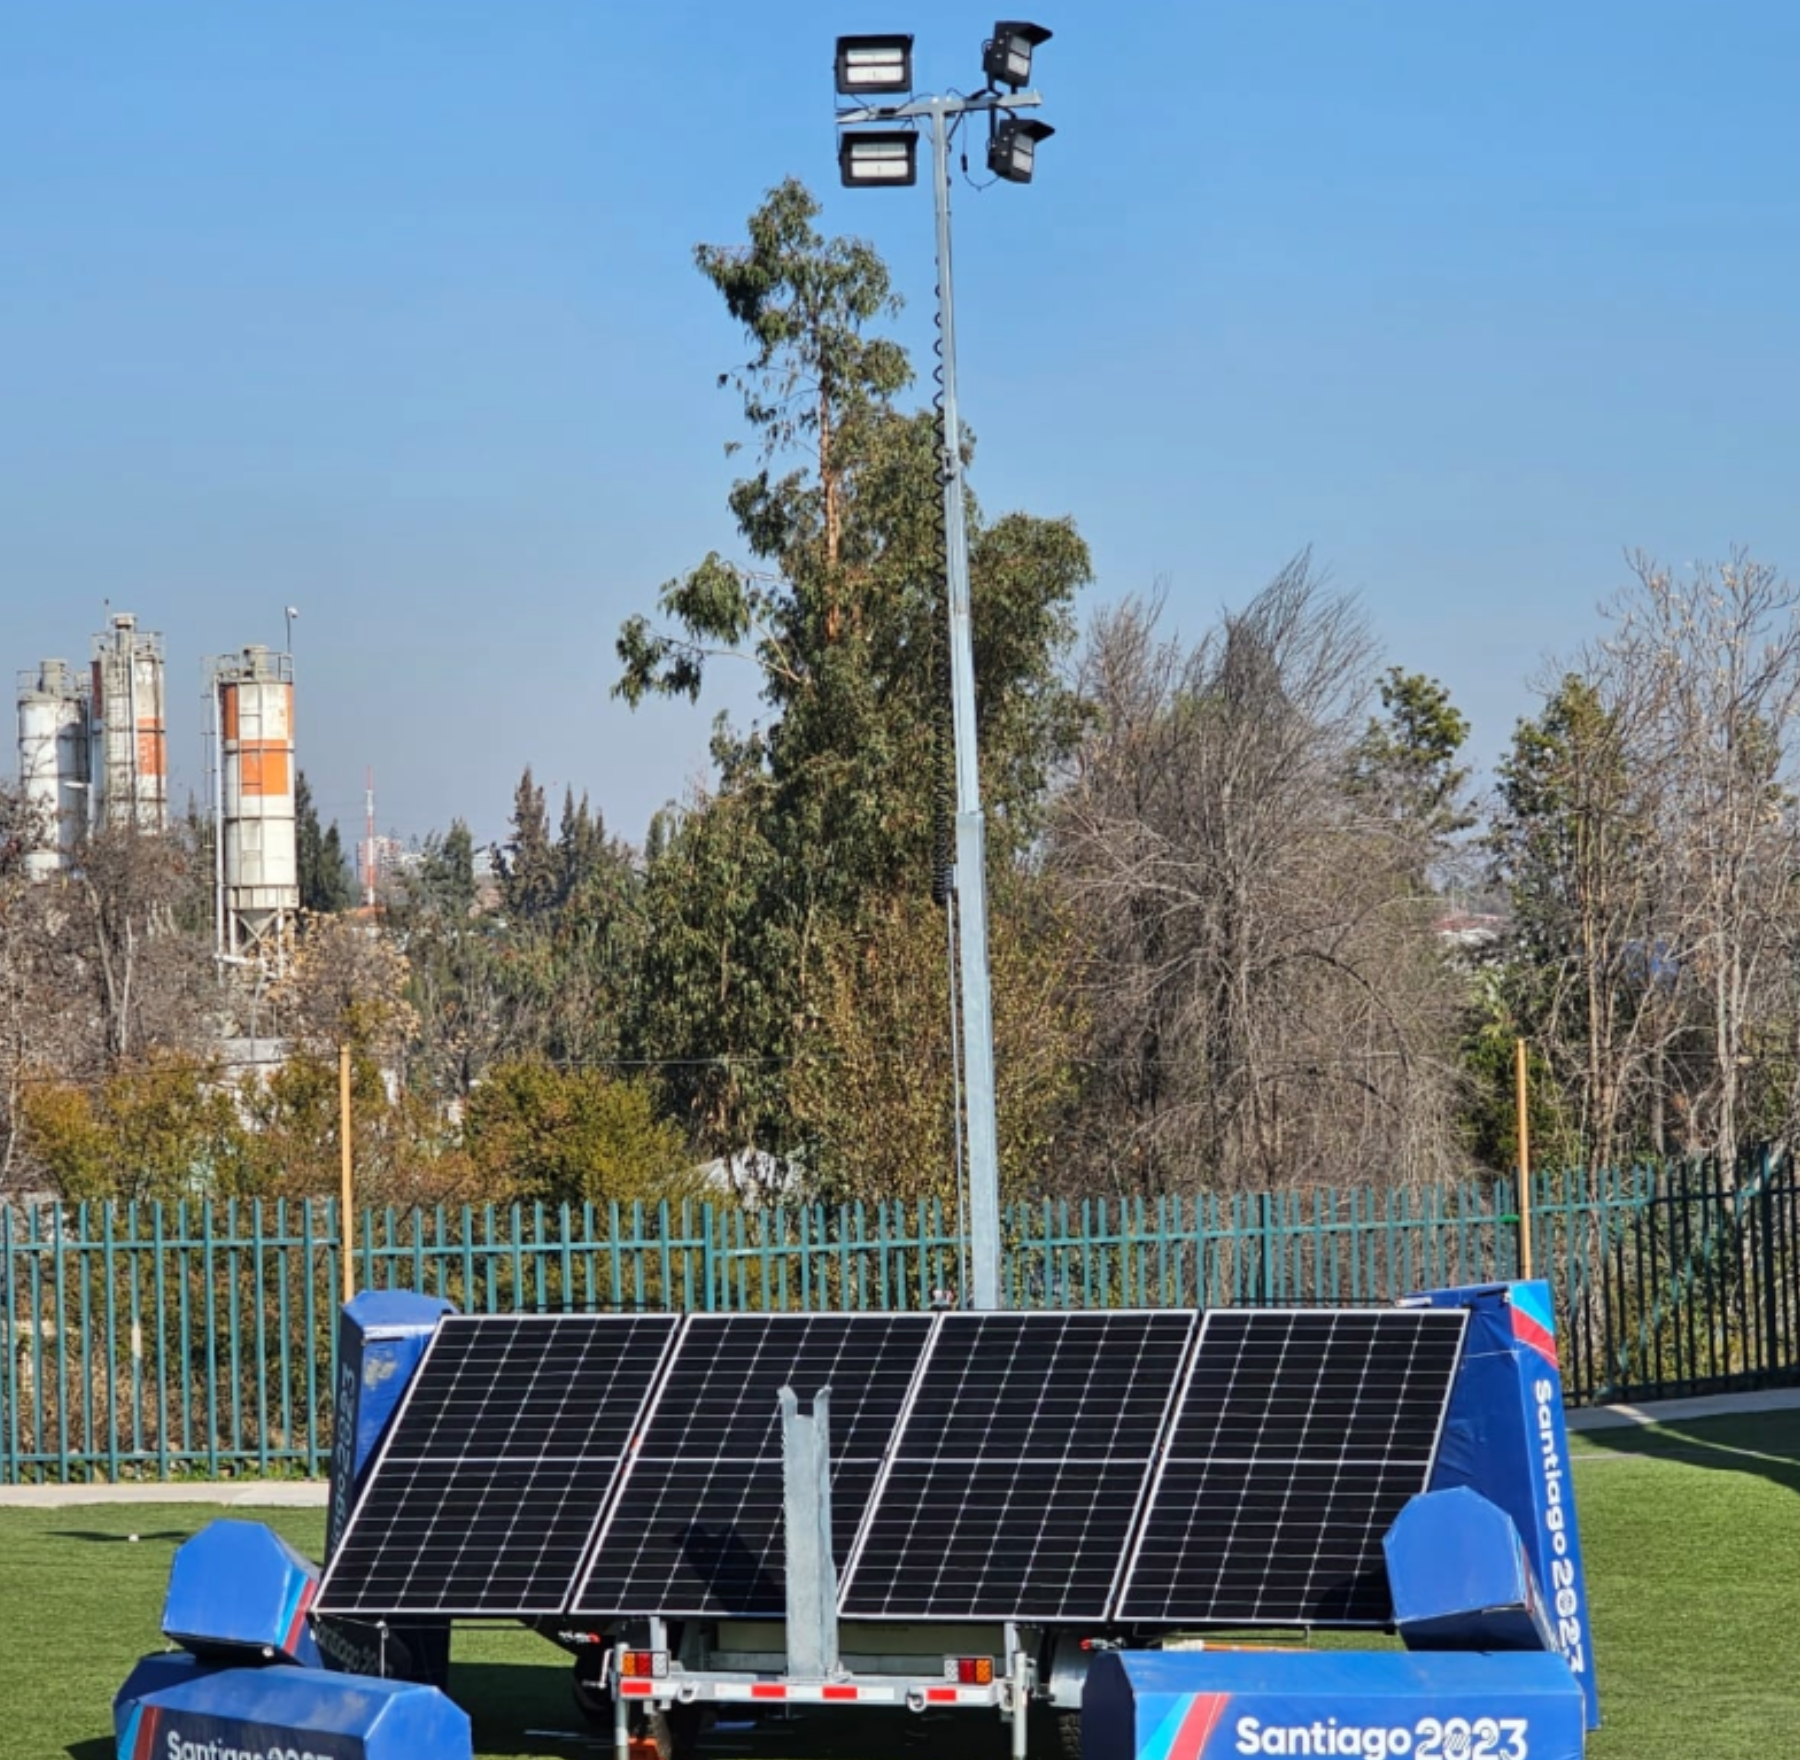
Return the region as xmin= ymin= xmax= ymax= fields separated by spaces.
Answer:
xmin=840 ymin=129 xmax=919 ymax=187
xmin=987 ymin=116 xmax=1054 ymax=184
xmin=982 ymin=21 xmax=1052 ymax=91
xmin=835 ymin=34 xmax=914 ymax=96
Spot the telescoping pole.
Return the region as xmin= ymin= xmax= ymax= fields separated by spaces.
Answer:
xmin=928 ymin=99 xmax=1003 ymax=1313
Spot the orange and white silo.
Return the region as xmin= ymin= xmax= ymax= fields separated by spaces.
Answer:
xmin=211 ymin=646 xmax=299 ymax=958
xmin=90 ymin=613 xmax=168 ymax=832
xmin=16 ymin=659 xmax=92 ymax=878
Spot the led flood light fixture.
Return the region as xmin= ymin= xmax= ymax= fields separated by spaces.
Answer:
xmin=838 ymin=129 xmax=919 ymax=186
xmin=835 ymin=34 xmax=914 ymax=95
xmin=982 ymin=21 xmax=1052 ymax=91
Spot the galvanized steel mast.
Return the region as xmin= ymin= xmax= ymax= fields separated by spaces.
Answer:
xmin=836 ymin=29 xmax=1053 ymax=1312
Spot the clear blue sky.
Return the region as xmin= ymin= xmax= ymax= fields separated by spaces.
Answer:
xmin=4 ymin=4 xmax=1797 ymax=846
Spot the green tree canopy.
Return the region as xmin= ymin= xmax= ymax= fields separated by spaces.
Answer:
xmin=296 ymin=771 xmax=355 ymax=914
xmin=615 ymin=178 xmax=1091 ymax=1170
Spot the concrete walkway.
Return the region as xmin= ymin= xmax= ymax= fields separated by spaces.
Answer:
xmin=1563 ymin=1383 xmax=1800 ymax=1432
xmin=3 ymin=1387 xmax=1794 ymax=1506
xmin=0 ymin=1478 xmax=329 ymax=1509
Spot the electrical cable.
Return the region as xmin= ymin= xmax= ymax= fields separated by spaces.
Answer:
xmin=946 ymin=889 xmax=970 ymax=1305
xmin=929 ymin=234 xmax=956 ymax=910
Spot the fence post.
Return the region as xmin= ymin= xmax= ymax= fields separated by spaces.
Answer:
xmin=1760 ymin=1146 xmax=1779 ymax=1381
xmin=1 ymin=1205 xmax=14 ymax=1484
xmin=338 ymin=1043 xmax=354 ymax=1303
xmin=1515 ymin=1038 xmax=1535 ymax=1279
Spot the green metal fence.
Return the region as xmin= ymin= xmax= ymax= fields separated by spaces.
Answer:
xmin=1537 ymin=1150 xmax=1800 ymax=1404
xmin=2 ymin=1162 xmax=1794 ymax=1484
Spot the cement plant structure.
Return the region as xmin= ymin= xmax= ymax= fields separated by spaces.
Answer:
xmin=15 ymin=612 xmax=171 ymax=874
xmin=16 ymin=618 xmax=304 ymax=978
xmin=207 ymin=644 xmax=300 ymax=965
xmin=16 ymin=658 xmax=91 ymax=880
xmin=92 ymin=612 xmax=168 ymax=832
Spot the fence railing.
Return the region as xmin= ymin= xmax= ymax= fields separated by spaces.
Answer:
xmin=1538 ymin=1150 xmax=1800 ymax=1404
xmin=3 ymin=1159 xmax=1794 ymax=1483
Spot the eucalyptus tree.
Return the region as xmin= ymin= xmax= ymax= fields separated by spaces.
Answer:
xmin=616 ymin=179 xmax=1090 ymax=1174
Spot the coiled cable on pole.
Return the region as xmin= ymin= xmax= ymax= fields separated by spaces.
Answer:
xmin=929 ymin=273 xmax=956 ymax=908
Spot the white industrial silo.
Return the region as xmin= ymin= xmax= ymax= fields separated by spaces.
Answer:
xmin=16 ymin=660 xmax=92 ymax=879
xmin=209 ymin=646 xmax=299 ymax=959
xmin=90 ymin=613 xmax=168 ymax=832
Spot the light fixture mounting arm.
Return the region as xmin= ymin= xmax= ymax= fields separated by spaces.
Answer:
xmin=834 ymin=89 xmax=1043 ymax=128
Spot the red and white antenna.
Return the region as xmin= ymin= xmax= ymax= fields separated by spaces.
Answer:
xmin=364 ymin=766 xmax=377 ymax=907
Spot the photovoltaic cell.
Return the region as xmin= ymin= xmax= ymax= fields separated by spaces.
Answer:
xmin=572 ymin=1313 xmax=934 ymax=1617
xmin=317 ymin=1304 xmax=1467 ymax=1632
xmin=837 ymin=1310 xmax=1198 ymax=1620
xmin=1114 ymin=1308 xmax=1466 ymax=1626
xmin=316 ymin=1313 xmax=679 ymax=1617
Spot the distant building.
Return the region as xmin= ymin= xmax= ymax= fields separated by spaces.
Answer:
xmin=1434 ymin=911 xmax=1506 ymax=959
xmin=357 ymin=833 xmax=420 ymax=895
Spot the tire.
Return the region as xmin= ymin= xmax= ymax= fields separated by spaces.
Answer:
xmin=1027 ymin=1705 xmax=1082 ymax=1760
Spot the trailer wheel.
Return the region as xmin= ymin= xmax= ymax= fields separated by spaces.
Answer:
xmin=650 ymin=1702 xmax=706 ymax=1760
xmin=1027 ymin=1704 xmax=1082 ymax=1760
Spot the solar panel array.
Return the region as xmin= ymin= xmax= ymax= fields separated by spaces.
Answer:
xmin=838 ymin=1312 xmax=1195 ymax=1620
xmin=1115 ymin=1309 xmax=1470 ymax=1626
xmin=316 ymin=1305 xmax=1467 ymax=1628
xmin=573 ymin=1313 xmax=934 ymax=1617
xmin=320 ymin=1313 xmax=679 ymax=1617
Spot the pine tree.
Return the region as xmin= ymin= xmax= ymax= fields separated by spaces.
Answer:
xmin=497 ymin=767 xmax=557 ymax=921
xmin=295 ymin=771 xmax=354 ymax=913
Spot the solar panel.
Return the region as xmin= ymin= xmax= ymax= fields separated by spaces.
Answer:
xmin=837 ymin=1311 xmax=1198 ymax=1620
xmin=316 ymin=1313 xmax=679 ymax=1618
xmin=571 ymin=1312 xmax=934 ymax=1617
xmin=1114 ymin=1308 xmax=1467 ymax=1626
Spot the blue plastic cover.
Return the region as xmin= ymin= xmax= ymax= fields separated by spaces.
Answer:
xmin=1408 ymin=1280 xmax=1598 ymax=1728
xmin=161 ymin=1520 xmax=321 ymax=1666
xmin=319 ymin=1290 xmax=454 ymax=1687
xmin=117 ymin=1663 xmax=471 ymax=1760
xmin=114 ymin=1654 xmax=222 ymax=1742
xmin=325 ymin=1290 xmax=453 ymax=1559
xmin=1384 ymin=1487 xmax=1558 ymax=1652
xmin=1082 ymin=1649 xmax=1584 ymax=1760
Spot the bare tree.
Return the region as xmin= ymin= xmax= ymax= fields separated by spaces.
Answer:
xmin=1494 ymin=552 xmax=1800 ymax=1170
xmin=0 ymin=817 xmax=216 ymax=1192
xmin=1049 ymin=560 xmax=1469 ymax=1193
xmin=68 ymin=826 xmax=214 ymax=1068
xmin=1610 ymin=552 xmax=1800 ymax=1166
xmin=1490 ymin=668 xmax=1674 ymax=1170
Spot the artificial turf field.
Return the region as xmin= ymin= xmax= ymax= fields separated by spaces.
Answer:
xmin=3 ymin=1409 xmax=1795 ymax=1760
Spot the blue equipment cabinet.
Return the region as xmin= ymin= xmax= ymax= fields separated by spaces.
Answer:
xmin=1408 ymin=1280 xmax=1599 ymax=1727
xmin=117 ymin=1663 xmax=471 ymax=1760
xmin=1083 ymin=1650 xmax=1585 ymax=1760
xmin=1384 ymin=1487 xmax=1558 ymax=1653
xmin=161 ymin=1519 xmax=322 ymax=1667
xmin=318 ymin=1288 xmax=455 ymax=1686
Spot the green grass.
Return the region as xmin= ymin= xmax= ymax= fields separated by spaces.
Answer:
xmin=3 ymin=1411 xmax=1796 ymax=1760
xmin=1566 ymin=1411 xmax=1800 ymax=1755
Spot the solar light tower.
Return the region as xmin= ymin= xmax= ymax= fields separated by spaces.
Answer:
xmin=835 ymin=24 xmax=1055 ymax=1313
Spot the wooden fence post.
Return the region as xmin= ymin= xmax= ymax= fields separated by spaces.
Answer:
xmin=1516 ymin=1037 xmax=1535 ymax=1280
xmin=339 ymin=1043 xmax=354 ymax=1304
